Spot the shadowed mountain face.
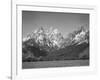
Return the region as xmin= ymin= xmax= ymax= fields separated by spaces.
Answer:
xmin=22 ymin=26 xmax=89 ymax=62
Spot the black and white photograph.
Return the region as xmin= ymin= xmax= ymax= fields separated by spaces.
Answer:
xmin=22 ymin=11 xmax=89 ymax=69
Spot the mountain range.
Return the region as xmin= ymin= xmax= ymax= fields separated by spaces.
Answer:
xmin=22 ymin=26 xmax=89 ymax=62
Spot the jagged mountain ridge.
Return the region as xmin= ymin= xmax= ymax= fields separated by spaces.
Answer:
xmin=23 ymin=27 xmax=65 ymax=49
xmin=67 ymin=26 xmax=89 ymax=46
xmin=23 ymin=26 xmax=89 ymax=50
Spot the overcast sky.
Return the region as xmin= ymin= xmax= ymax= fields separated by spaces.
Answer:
xmin=22 ymin=11 xmax=89 ymax=38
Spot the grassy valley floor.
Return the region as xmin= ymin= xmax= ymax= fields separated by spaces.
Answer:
xmin=22 ymin=59 xmax=89 ymax=69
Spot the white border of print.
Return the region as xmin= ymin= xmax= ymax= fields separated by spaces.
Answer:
xmin=11 ymin=0 xmax=97 ymax=80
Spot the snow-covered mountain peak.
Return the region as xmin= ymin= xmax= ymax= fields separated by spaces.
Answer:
xmin=72 ymin=27 xmax=89 ymax=45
